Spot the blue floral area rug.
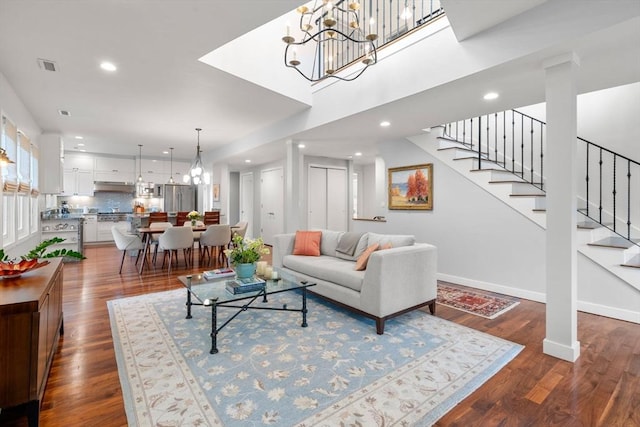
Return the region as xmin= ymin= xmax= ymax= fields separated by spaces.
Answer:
xmin=108 ymin=289 xmax=523 ymax=426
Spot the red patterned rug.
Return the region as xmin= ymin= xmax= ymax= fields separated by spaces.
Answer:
xmin=437 ymin=283 xmax=520 ymax=319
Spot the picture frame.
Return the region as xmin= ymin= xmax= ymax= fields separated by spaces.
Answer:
xmin=388 ymin=163 xmax=433 ymax=210
xmin=212 ymin=184 xmax=220 ymax=202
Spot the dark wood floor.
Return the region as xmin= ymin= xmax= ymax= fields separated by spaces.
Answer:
xmin=1 ymin=245 xmax=638 ymax=426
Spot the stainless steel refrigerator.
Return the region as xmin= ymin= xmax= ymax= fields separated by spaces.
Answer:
xmin=163 ymin=184 xmax=197 ymax=212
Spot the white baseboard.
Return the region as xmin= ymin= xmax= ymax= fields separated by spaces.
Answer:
xmin=437 ymin=273 xmax=546 ymax=303
xmin=543 ymin=338 xmax=580 ymax=362
xmin=577 ymin=301 xmax=640 ymax=324
xmin=438 ymin=273 xmax=639 ymax=324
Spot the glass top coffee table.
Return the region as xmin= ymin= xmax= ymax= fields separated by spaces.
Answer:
xmin=177 ymin=270 xmax=316 ymax=354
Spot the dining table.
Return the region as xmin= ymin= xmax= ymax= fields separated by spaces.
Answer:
xmin=137 ymin=226 xmax=208 ymax=274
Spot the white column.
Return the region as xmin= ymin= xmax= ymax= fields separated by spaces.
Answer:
xmin=543 ymin=52 xmax=580 ymax=362
xmin=284 ymin=139 xmax=302 ymax=232
xmin=374 ymin=156 xmax=386 ymax=215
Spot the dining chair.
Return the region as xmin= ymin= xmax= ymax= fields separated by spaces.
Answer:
xmin=158 ymin=227 xmax=194 ymax=273
xmin=148 ymin=212 xmax=168 ymax=224
xmin=176 ymin=211 xmax=189 ymax=226
xmin=183 ymin=220 xmax=205 ymax=259
xmin=149 ymin=221 xmax=173 ymax=264
xmin=230 ymin=221 xmax=248 ymax=241
xmin=203 ymin=211 xmax=220 ymax=225
xmin=112 ymin=226 xmax=145 ymax=273
xmin=199 ymin=224 xmax=231 ymax=267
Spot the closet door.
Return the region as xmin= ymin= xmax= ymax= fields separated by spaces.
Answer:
xmin=307 ymin=166 xmax=347 ymax=231
xmin=327 ymin=168 xmax=347 ymax=231
xmin=308 ymin=166 xmax=327 ymax=229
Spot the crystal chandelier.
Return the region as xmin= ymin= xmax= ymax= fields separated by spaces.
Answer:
xmin=0 ymin=148 xmax=14 ymax=165
xmin=282 ymin=0 xmax=377 ymax=82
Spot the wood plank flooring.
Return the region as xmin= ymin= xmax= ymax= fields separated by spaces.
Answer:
xmin=1 ymin=245 xmax=638 ymax=426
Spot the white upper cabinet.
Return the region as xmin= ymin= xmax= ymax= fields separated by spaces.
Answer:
xmin=64 ymin=153 xmax=95 ymax=171
xmin=94 ymin=155 xmax=135 ymax=182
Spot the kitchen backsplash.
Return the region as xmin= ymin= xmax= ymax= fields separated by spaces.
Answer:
xmin=58 ymin=193 xmax=163 ymax=213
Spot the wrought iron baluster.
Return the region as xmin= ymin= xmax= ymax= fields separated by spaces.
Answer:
xmin=612 ymin=155 xmax=617 ymax=233
xmin=520 ymin=114 xmax=524 ymax=178
xmin=512 ymin=110 xmax=515 ymax=173
xmin=530 ymin=118 xmax=534 ymax=184
xmin=539 ymin=121 xmax=544 ymax=190
xmin=478 ymin=116 xmax=482 ymax=170
xmin=585 ymin=142 xmax=590 ymax=216
xmin=627 ymin=160 xmax=631 ymax=240
xmin=494 ymin=113 xmax=498 ymax=164
xmin=599 ymin=148 xmax=603 ymax=224
xmin=503 ymin=112 xmax=506 ymax=168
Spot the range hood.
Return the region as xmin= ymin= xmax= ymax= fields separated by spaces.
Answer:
xmin=93 ymin=181 xmax=136 ymax=193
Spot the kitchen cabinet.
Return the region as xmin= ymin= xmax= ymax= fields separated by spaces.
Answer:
xmin=97 ymin=220 xmax=129 ymax=242
xmin=64 ymin=153 xmax=94 ymax=171
xmin=83 ymin=214 xmax=98 ymax=243
xmin=62 ymin=169 xmax=94 ymax=196
xmin=0 ymin=259 xmax=64 ymax=427
xmin=39 ymin=134 xmax=64 ymax=194
xmin=94 ymin=155 xmax=135 ymax=182
xmin=41 ymin=217 xmax=83 ymax=259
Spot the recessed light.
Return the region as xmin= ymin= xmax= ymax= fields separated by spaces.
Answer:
xmin=58 ymin=110 xmax=71 ymax=116
xmin=100 ymin=61 xmax=117 ymax=72
xmin=77 ymin=143 xmax=85 ymax=147
xmin=162 ymin=151 xmax=169 ymax=154
xmin=483 ymin=92 xmax=499 ymax=100
xmin=355 ymin=152 xmax=362 ymax=156
xmin=245 ymin=159 xmax=251 ymax=163
xmin=380 ymin=121 xmax=390 ymax=127
xmin=75 ymin=135 xmax=83 ymax=140
xmin=298 ymin=143 xmax=305 ymax=148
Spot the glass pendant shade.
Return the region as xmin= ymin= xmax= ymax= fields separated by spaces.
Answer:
xmin=188 ymin=128 xmax=204 ymax=185
xmin=168 ymin=147 xmax=175 ymax=184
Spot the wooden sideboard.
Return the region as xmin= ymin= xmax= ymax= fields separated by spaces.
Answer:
xmin=0 ymin=258 xmax=64 ymax=427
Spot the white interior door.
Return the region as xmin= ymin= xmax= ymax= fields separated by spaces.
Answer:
xmin=260 ymin=167 xmax=283 ymax=245
xmin=240 ymin=172 xmax=254 ymax=238
xmin=327 ymin=168 xmax=347 ymax=231
xmin=308 ymin=166 xmax=327 ymax=229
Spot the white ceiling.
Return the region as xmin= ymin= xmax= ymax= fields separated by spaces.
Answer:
xmin=1 ymin=0 xmax=639 ymax=171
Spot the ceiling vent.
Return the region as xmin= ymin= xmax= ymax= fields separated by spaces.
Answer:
xmin=58 ymin=110 xmax=71 ymax=116
xmin=37 ymin=58 xmax=58 ymax=72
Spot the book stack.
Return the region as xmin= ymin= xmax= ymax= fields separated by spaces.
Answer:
xmin=203 ymin=268 xmax=235 ymax=280
xmin=225 ymin=276 xmax=266 ymax=294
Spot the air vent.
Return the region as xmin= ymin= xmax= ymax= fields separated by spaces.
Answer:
xmin=58 ymin=110 xmax=71 ymax=116
xmin=37 ymin=58 xmax=58 ymax=72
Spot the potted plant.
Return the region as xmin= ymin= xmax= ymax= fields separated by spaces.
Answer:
xmin=0 ymin=237 xmax=85 ymax=278
xmin=186 ymin=211 xmax=201 ymax=226
xmin=225 ymin=235 xmax=270 ymax=278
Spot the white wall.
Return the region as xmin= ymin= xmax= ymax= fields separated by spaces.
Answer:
xmin=352 ymin=138 xmax=547 ymax=299
xmin=0 ymin=72 xmax=42 ymax=255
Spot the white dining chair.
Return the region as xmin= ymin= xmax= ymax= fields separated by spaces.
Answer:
xmin=199 ymin=224 xmax=231 ymax=267
xmin=112 ymin=226 xmax=145 ymax=274
xmin=149 ymin=221 xmax=172 ymax=264
xmin=158 ymin=226 xmax=194 ymax=273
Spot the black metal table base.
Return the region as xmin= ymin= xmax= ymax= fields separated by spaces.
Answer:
xmin=185 ymin=287 xmax=309 ymax=354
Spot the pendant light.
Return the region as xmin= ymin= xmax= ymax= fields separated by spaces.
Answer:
xmin=168 ymin=147 xmax=175 ymax=184
xmin=137 ymin=144 xmax=144 ymax=182
xmin=187 ymin=128 xmax=204 ymax=185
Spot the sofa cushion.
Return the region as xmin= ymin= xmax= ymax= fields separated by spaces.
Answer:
xmin=335 ymin=233 xmax=369 ymax=261
xmin=336 ymin=231 xmax=365 ymax=256
xmin=283 ymin=255 xmax=365 ymax=292
xmin=367 ymin=232 xmax=415 ymax=248
xmin=293 ymin=230 xmax=322 ymax=256
xmin=355 ymin=243 xmax=379 ymax=271
xmin=319 ymin=229 xmax=344 ymax=256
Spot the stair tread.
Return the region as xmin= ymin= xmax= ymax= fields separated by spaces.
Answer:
xmin=621 ymin=254 xmax=640 ymax=268
xmin=588 ymin=236 xmax=636 ymax=249
xmin=510 ymin=193 xmax=546 ymax=197
xmin=577 ymin=221 xmax=601 ymax=229
xmin=470 ymin=168 xmax=520 ymax=173
xmin=488 ymin=180 xmax=530 ymax=184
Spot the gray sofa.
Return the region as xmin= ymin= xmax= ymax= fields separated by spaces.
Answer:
xmin=272 ymin=230 xmax=437 ymax=334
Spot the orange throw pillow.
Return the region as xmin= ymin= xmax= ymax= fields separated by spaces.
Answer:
xmin=293 ymin=230 xmax=322 ymax=256
xmin=355 ymin=243 xmax=379 ymax=271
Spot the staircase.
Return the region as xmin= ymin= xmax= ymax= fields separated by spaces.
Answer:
xmin=409 ymin=110 xmax=639 ymax=290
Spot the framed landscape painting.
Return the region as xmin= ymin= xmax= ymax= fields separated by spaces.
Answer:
xmin=388 ymin=163 xmax=433 ymax=210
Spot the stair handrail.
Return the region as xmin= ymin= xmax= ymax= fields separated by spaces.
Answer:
xmin=442 ymin=110 xmax=638 ymax=246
